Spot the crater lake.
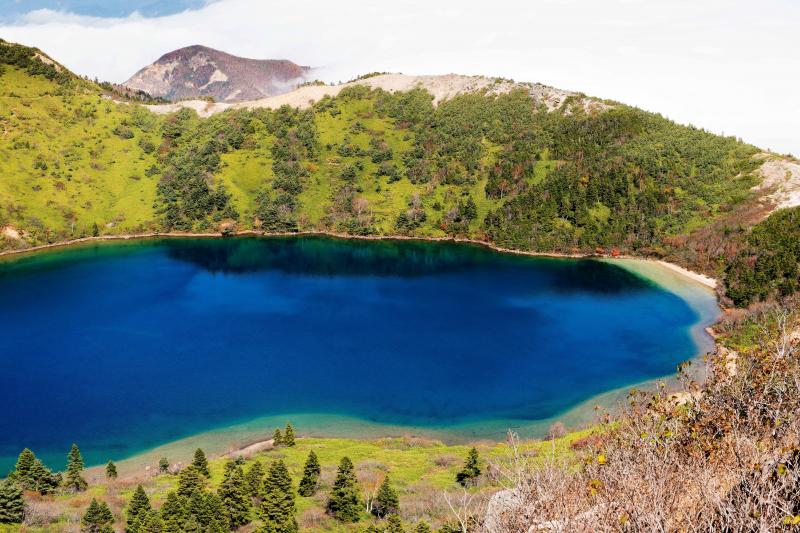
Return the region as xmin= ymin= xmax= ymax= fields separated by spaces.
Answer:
xmin=0 ymin=236 xmax=717 ymax=470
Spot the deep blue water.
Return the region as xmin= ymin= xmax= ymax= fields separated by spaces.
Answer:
xmin=0 ymin=237 xmax=703 ymax=471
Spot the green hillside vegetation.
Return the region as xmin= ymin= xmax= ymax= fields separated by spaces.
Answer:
xmin=1 ymin=41 xmax=775 ymax=287
xmin=724 ymin=206 xmax=800 ymax=306
xmin=0 ymin=42 xmax=161 ymax=241
xmin=0 ymin=430 xmax=594 ymax=531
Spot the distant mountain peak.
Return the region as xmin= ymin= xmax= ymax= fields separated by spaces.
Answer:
xmin=123 ymin=45 xmax=310 ymax=102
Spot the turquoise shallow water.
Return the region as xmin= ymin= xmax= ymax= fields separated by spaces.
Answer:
xmin=0 ymin=237 xmax=715 ymax=471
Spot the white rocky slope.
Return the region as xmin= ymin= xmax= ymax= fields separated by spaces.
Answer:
xmin=144 ymin=73 xmax=605 ymax=117
xmin=752 ymin=154 xmax=800 ymax=211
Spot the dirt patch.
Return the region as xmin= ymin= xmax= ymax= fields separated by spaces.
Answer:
xmin=1 ymin=225 xmax=20 ymax=240
xmin=753 ymin=154 xmax=800 ymax=211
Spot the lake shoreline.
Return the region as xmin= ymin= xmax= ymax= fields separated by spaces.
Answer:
xmin=0 ymin=229 xmax=718 ymax=291
xmin=1 ymin=230 xmax=722 ymax=475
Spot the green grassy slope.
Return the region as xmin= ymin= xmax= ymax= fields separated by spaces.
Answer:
xmin=2 ymin=431 xmax=595 ymax=532
xmin=2 ymin=39 xmax=795 ymax=304
xmin=0 ymin=59 xmax=161 ymax=240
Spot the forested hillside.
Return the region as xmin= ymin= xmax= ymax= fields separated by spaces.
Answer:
xmin=1 ymin=39 xmax=797 ymax=305
xmin=3 ymin=39 xmax=800 ymax=533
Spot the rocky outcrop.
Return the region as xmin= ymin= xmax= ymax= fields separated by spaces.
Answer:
xmin=123 ymin=45 xmax=309 ymax=102
xmin=752 ymin=155 xmax=800 ymax=212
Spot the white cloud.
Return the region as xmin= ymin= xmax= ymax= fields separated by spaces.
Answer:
xmin=1 ymin=0 xmax=798 ymax=154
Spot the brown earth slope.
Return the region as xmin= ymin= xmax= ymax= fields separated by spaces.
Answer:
xmin=123 ymin=44 xmax=309 ymax=102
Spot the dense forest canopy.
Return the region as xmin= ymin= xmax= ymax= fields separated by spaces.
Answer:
xmin=1 ymin=40 xmax=797 ymax=306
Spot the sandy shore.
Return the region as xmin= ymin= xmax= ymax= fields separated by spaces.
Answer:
xmin=653 ymin=260 xmax=716 ymax=289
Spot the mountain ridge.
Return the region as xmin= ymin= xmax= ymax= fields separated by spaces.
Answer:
xmin=123 ymin=44 xmax=310 ymax=102
xmin=142 ymin=72 xmax=608 ymax=118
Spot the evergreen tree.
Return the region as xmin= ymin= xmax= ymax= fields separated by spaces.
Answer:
xmin=245 ymin=460 xmax=264 ymax=498
xmin=283 ymin=423 xmax=296 ymax=447
xmin=0 ymin=479 xmax=24 ymax=524
xmin=374 ymin=476 xmax=399 ymax=517
xmin=186 ymin=490 xmax=210 ymax=526
xmin=257 ymin=521 xmax=277 ymax=533
xmin=191 ymin=448 xmax=210 ymax=477
xmin=462 ymin=196 xmax=478 ymax=221
xmin=29 ymin=458 xmax=60 ymax=494
xmin=66 ymin=443 xmax=88 ymax=492
xmin=182 ymin=515 xmax=201 ymax=533
xmin=13 ymin=448 xmax=35 ymax=482
xmin=185 ymin=491 xmax=227 ymax=532
xmin=126 ymin=484 xmax=152 ymax=531
xmin=415 ymin=521 xmax=432 ymax=533
xmin=217 ymin=461 xmax=250 ymax=529
xmin=272 ymin=428 xmax=283 ymax=446
xmin=105 ymin=461 xmax=118 ymax=480
xmin=11 ymin=448 xmax=59 ymax=493
xmin=326 ymin=456 xmax=361 ymax=522
xmin=386 ymin=513 xmax=405 ymax=533
xmin=203 ymin=492 xmax=229 ymax=533
xmin=159 ymin=491 xmax=187 ymax=533
xmin=262 ymin=459 xmax=297 ymax=533
xmin=158 ymin=457 xmax=170 ymax=474
xmin=131 ymin=509 xmax=162 ymax=533
xmin=297 ymin=450 xmax=321 ymax=497
xmin=177 ymin=465 xmax=205 ymax=498
xmin=455 ymin=447 xmax=481 ymax=486
xmin=81 ymin=498 xmax=114 ymax=533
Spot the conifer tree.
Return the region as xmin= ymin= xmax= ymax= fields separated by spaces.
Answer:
xmin=191 ymin=448 xmax=210 ymax=477
xmin=455 ymin=447 xmax=481 ymax=486
xmin=272 ymin=428 xmax=283 ymax=446
xmin=158 ymin=457 xmax=170 ymax=474
xmin=217 ymin=462 xmax=250 ymax=529
xmin=283 ymin=423 xmax=296 ymax=447
xmin=29 ymin=458 xmax=60 ymax=494
xmin=185 ymin=491 xmax=227 ymax=532
xmin=81 ymin=498 xmax=114 ymax=533
xmin=186 ymin=490 xmax=210 ymax=526
xmin=0 ymin=479 xmax=24 ymax=524
xmin=326 ymin=456 xmax=361 ymax=522
xmin=105 ymin=461 xmax=118 ymax=480
xmin=386 ymin=513 xmax=405 ymax=533
xmin=257 ymin=521 xmax=278 ymax=533
xmin=159 ymin=491 xmax=187 ymax=533
xmin=374 ymin=475 xmax=400 ymax=517
xmin=262 ymin=459 xmax=297 ymax=532
xmin=11 ymin=448 xmax=58 ymax=493
xmin=131 ymin=509 xmax=162 ymax=533
xmin=177 ymin=465 xmax=205 ymax=498
xmin=66 ymin=443 xmax=88 ymax=492
xmin=245 ymin=460 xmax=264 ymax=498
xmin=13 ymin=448 xmax=35 ymax=482
xmin=126 ymin=484 xmax=152 ymax=531
xmin=297 ymin=450 xmax=321 ymax=497
xmin=415 ymin=521 xmax=432 ymax=533
xmin=203 ymin=492 xmax=229 ymax=533
xmin=182 ymin=515 xmax=201 ymax=533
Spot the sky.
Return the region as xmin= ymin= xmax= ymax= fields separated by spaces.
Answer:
xmin=0 ymin=0 xmax=798 ymax=155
